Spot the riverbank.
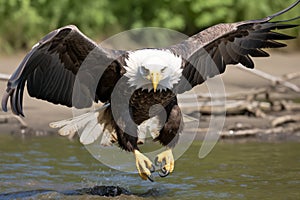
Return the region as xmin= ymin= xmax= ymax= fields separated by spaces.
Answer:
xmin=0 ymin=52 xmax=300 ymax=141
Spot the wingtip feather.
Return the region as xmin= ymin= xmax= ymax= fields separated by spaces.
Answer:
xmin=267 ymin=0 xmax=300 ymax=20
xmin=1 ymin=91 xmax=9 ymax=112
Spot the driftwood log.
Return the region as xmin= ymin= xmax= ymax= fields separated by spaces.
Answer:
xmin=271 ymin=114 xmax=300 ymax=127
xmin=0 ymin=73 xmax=10 ymax=81
xmin=181 ymin=68 xmax=300 ymax=139
xmin=221 ymin=123 xmax=300 ymax=138
xmin=0 ymin=114 xmax=28 ymax=128
xmin=236 ymin=64 xmax=300 ymax=92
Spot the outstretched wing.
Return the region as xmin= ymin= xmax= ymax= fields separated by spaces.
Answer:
xmin=169 ymin=1 xmax=300 ymax=93
xmin=2 ymin=25 xmax=125 ymax=116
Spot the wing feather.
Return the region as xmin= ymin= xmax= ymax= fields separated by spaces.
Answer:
xmin=2 ymin=25 xmax=125 ymax=116
xmin=169 ymin=1 xmax=299 ymax=93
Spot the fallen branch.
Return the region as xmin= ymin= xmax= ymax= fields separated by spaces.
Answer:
xmin=236 ymin=64 xmax=300 ymax=92
xmin=222 ymin=123 xmax=300 ymax=138
xmin=178 ymin=88 xmax=268 ymax=100
xmin=0 ymin=73 xmax=10 ymax=81
xmin=280 ymin=100 xmax=300 ymax=111
xmin=271 ymin=114 xmax=300 ymax=127
xmin=179 ymin=100 xmax=271 ymax=116
xmin=282 ymin=71 xmax=300 ymax=81
xmin=0 ymin=114 xmax=28 ymax=128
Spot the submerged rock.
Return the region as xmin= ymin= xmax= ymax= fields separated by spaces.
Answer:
xmin=69 ymin=185 xmax=132 ymax=196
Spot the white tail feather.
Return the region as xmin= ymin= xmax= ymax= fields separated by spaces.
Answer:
xmin=50 ymin=111 xmax=97 ymax=136
xmin=49 ymin=104 xmax=111 ymax=145
xmin=79 ymin=114 xmax=102 ymax=145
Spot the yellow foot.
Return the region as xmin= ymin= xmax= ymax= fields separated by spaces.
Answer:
xmin=134 ymin=150 xmax=155 ymax=181
xmin=155 ymin=149 xmax=174 ymax=177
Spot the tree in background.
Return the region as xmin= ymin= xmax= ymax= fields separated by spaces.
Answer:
xmin=0 ymin=0 xmax=299 ymax=53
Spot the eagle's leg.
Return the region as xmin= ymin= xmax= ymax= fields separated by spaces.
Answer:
xmin=134 ymin=149 xmax=155 ymax=181
xmin=154 ymin=148 xmax=174 ymax=177
xmin=115 ymin=124 xmax=154 ymax=181
xmin=154 ymin=104 xmax=183 ymax=177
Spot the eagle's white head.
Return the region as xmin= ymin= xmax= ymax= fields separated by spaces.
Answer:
xmin=124 ymin=49 xmax=183 ymax=92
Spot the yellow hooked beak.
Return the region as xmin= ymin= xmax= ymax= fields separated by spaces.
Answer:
xmin=150 ymin=72 xmax=162 ymax=92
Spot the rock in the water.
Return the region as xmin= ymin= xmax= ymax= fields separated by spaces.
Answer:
xmin=73 ymin=185 xmax=132 ymax=196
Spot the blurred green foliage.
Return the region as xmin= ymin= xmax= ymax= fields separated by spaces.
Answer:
xmin=0 ymin=0 xmax=299 ymax=53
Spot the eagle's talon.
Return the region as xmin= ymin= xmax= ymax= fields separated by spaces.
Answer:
xmin=147 ymin=174 xmax=154 ymax=182
xmin=134 ymin=150 xmax=154 ymax=181
xmin=150 ymin=164 xmax=155 ymax=173
xmin=161 ymin=166 xmax=167 ymax=174
xmin=154 ymin=156 xmax=161 ymax=167
xmin=158 ymin=169 xmax=169 ymax=177
xmin=155 ymin=149 xmax=174 ymax=178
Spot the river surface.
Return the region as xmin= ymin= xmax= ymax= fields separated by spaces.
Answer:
xmin=0 ymin=133 xmax=299 ymax=199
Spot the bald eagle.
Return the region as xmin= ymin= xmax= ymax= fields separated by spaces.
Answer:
xmin=2 ymin=1 xmax=300 ymax=181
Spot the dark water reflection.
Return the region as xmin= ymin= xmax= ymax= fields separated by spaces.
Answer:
xmin=0 ymin=133 xmax=299 ymax=199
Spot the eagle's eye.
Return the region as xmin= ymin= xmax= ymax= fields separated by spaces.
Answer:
xmin=139 ymin=66 xmax=150 ymax=76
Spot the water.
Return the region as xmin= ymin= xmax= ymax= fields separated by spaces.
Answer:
xmin=0 ymin=133 xmax=299 ymax=199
